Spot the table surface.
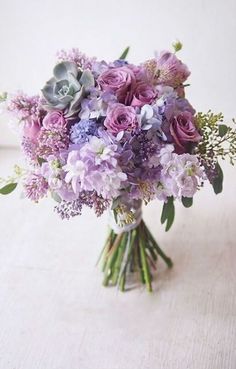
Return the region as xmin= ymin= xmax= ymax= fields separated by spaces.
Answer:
xmin=0 ymin=148 xmax=236 ymax=369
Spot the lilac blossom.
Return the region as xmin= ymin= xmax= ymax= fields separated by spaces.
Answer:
xmin=57 ymin=48 xmax=96 ymax=70
xmin=24 ymin=172 xmax=48 ymax=201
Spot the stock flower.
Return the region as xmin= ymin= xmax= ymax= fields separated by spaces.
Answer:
xmin=104 ymin=103 xmax=138 ymax=134
xmin=63 ymin=136 xmax=127 ymax=199
xmin=157 ymin=146 xmax=205 ymax=200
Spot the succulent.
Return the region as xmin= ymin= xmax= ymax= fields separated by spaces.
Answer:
xmin=41 ymin=61 xmax=94 ymax=117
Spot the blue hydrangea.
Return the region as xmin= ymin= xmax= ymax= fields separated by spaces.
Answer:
xmin=70 ymin=119 xmax=98 ymax=144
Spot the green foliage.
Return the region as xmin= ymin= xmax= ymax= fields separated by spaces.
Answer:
xmin=161 ymin=196 xmax=175 ymax=232
xmin=0 ymin=183 xmax=17 ymax=195
xmin=196 ymin=111 xmax=236 ymax=165
xmin=182 ymin=197 xmax=193 ymax=208
xmin=212 ymin=162 xmax=223 ymax=194
xmin=0 ymin=91 xmax=7 ymax=102
xmin=119 ymin=47 xmax=130 ymax=60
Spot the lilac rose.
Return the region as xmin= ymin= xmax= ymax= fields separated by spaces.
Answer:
xmin=104 ymin=103 xmax=138 ymax=134
xmin=98 ymin=66 xmax=135 ymax=104
xmin=169 ymin=111 xmax=201 ymax=151
xmin=42 ymin=111 xmax=67 ymax=129
xmin=131 ymin=82 xmax=157 ymax=108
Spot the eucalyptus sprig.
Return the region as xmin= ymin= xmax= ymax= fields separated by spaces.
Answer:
xmin=196 ymin=111 xmax=236 ymax=165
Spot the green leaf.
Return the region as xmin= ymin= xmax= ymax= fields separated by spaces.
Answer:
xmin=119 ymin=47 xmax=130 ymax=60
xmin=51 ymin=191 xmax=61 ymax=203
xmin=37 ymin=157 xmax=47 ymax=166
xmin=218 ymin=124 xmax=228 ymax=137
xmin=212 ymin=162 xmax=223 ymax=194
xmin=182 ymin=197 xmax=193 ymax=208
xmin=0 ymin=182 xmax=17 ymax=195
xmin=161 ymin=196 xmax=175 ymax=232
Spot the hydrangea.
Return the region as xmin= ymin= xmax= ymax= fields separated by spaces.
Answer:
xmin=70 ymin=119 xmax=98 ymax=144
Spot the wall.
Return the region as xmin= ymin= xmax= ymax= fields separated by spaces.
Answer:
xmin=0 ymin=0 xmax=236 ymax=146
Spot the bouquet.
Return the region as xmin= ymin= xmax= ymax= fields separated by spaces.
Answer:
xmin=1 ymin=43 xmax=236 ymax=292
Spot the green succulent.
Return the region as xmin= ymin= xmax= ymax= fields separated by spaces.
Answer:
xmin=41 ymin=61 xmax=94 ymax=116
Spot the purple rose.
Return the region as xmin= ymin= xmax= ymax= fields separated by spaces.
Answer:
xmin=98 ymin=66 xmax=135 ymax=104
xmin=131 ymin=82 xmax=157 ymax=108
xmin=170 ymin=111 xmax=201 ymax=151
xmin=42 ymin=111 xmax=66 ymax=129
xmin=104 ymin=103 xmax=138 ymax=134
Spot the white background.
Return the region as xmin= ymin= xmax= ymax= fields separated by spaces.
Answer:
xmin=0 ymin=0 xmax=236 ymax=146
xmin=0 ymin=1 xmax=236 ymax=369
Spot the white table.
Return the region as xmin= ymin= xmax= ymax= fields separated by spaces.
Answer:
xmin=0 ymin=148 xmax=236 ymax=369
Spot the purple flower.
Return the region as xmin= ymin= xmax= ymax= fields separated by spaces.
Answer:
xmin=63 ymin=136 xmax=127 ymax=199
xmin=169 ymin=111 xmax=201 ymax=152
xmin=98 ymin=66 xmax=135 ymax=104
xmin=70 ymin=119 xmax=98 ymax=144
xmin=144 ymin=51 xmax=190 ymax=87
xmin=37 ymin=123 xmax=69 ymax=159
xmin=104 ymin=103 xmax=138 ymax=134
xmin=131 ymin=82 xmax=157 ymax=108
xmin=24 ymin=173 xmax=48 ymax=202
xmin=57 ymin=48 xmax=96 ymax=70
xmin=42 ymin=111 xmax=67 ymax=129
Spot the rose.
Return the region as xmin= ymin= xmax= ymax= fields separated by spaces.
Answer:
xmin=104 ymin=103 xmax=138 ymax=134
xmin=169 ymin=111 xmax=201 ymax=150
xmin=42 ymin=111 xmax=66 ymax=129
xmin=98 ymin=66 xmax=135 ymax=104
xmin=131 ymin=82 xmax=157 ymax=108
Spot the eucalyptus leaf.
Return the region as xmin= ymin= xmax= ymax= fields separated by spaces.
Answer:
xmin=161 ymin=196 xmax=175 ymax=232
xmin=0 ymin=182 xmax=17 ymax=195
xmin=212 ymin=162 xmax=223 ymax=194
xmin=119 ymin=47 xmax=130 ymax=60
xmin=182 ymin=197 xmax=193 ymax=208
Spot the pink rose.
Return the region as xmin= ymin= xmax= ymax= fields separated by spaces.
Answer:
xmin=98 ymin=66 xmax=135 ymax=104
xmin=104 ymin=103 xmax=138 ymax=134
xmin=42 ymin=111 xmax=66 ymax=129
xmin=170 ymin=111 xmax=201 ymax=151
xmin=131 ymin=82 xmax=157 ymax=108
xmin=23 ymin=120 xmax=41 ymax=142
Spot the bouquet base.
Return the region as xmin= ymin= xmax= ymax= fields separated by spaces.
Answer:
xmin=99 ymin=220 xmax=173 ymax=292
